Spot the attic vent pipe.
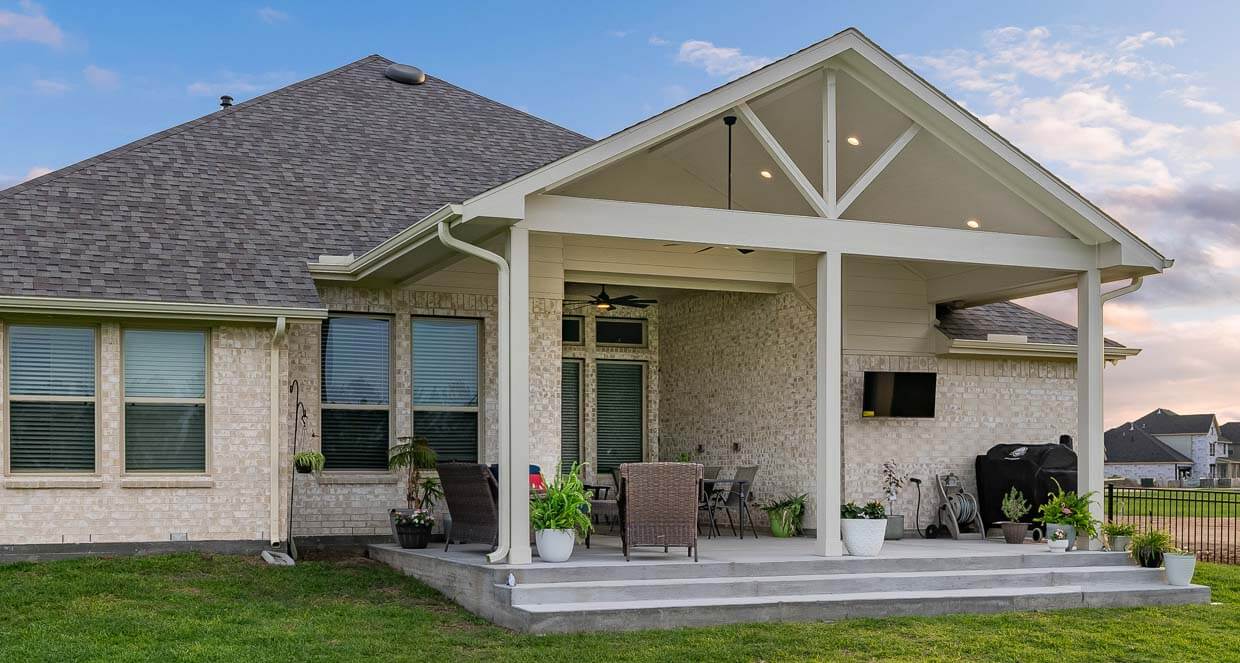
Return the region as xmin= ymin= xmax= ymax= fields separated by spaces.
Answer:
xmin=384 ymin=63 xmax=427 ymax=85
xmin=219 ymin=95 xmax=233 ymax=109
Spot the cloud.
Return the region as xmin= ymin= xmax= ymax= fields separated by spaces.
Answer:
xmin=256 ymin=7 xmax=288 ymax=23
xmin=677 ymin=40 xmax=772 ymax=78
xmin=648 ymin=35 xmax=668 ymax=46
xmin=32 ymin=78 xmax=68 ymax=95
xmin=0 ymin=165 xmax=53 ymax=190
xmin=186 ymin=70 xmax=297 ymax=97
xmin=1168 ymin=85 xmax=1225 ymax=115
xmin=0 ymin=0 xmax=63 ymax=47
xmin=607 ymin=29 xmax=630 ymax=38
xmin=83 ymin=64 xmax=119 ymax=90
xmin=1118 ymin=31 xmax=1179 ymax=52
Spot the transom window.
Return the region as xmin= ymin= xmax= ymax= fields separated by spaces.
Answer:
xmin=7 ymin=324 xmax=97 ymax=472
xmin=595 ymin=318 xmax=646 ymax=346
xmin=413 ymin=317 xmax=480 ymax=462
xmin=321 ymin=315 xmax=391 ymax=471
xmin=123 ymin=329 xmax=208 ymax=472
xmin=562 ymin=316 xmax=583 ymax=344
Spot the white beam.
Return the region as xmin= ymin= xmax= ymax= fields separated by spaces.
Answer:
xmin=816 ymin=251 xmax=843 ymax=556
xmin=1077 ymin=268 xmax=1104 ymax=551
xmin=824 ymin=69 xmax=838 ymax=217
xmin=506 ymin=227 xmax=532 ymax=564
xmin=524 ymin=195 xmax=1100 ymax=271
xmin=836 ymin=123 xmax=920 ymax=216
xmin=735 ymin=102 xmax=830 ymax=217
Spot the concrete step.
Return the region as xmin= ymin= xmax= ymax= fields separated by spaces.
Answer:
xmin=509 ymin=565 xmax=1165 ymax=604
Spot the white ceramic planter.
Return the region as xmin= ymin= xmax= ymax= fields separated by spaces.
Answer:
xmin=1045 ymin=524 xmax=1077 ymax=551
xmin=535 ymin=529 xmax=576 ymax=563
xmin=841 ymin=518 xmax=887 ymax=557
xmin=1164 ymin=553 xmax=1197 ymax=586
xmin=1047 ymin=539 xmax=1070 ymax=553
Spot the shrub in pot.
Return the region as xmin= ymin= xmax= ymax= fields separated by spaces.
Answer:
xmin=841 ymin=500 xmax=887 ymax=557
xmin=529 ymin=463 xmax=593 ymax=562
xmin=1164 ymin=547 xmax=1197 ymax=586
xmin=881 ymin=461 xmax=908 ymax=540
xmin=762 ymin=493 xmax=807 ymax=538
xmin=998 ymin=487 xmax=1031 ymax=544
xmin=293 ymin=451 xmax=325 ymax=474
xmin=1130 ymin=529 xmax=1172 ymax=569
xmin=387 ymin=437 xmax=442 ymax=546
xmin=1036 ymin=479 xmax=1098 ymax=551
xmin=1102 ymin=522 xmax=1135 ymax=552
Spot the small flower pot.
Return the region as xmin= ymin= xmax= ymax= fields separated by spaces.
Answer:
xmin=535 ymin=529 xmax=576 ymax=562
xmin=394 ymin=522 xmax=433 ymax=549
xmin=1000 ymin=521 xmax=1029 ymax=544
xmin=1044 ymin=524 xmax=1077 ymax=551
xmin=1106 ymin=534 xmax=1132 ymax=552
xmin=1047 ymin=538 xmax=1070 ymax=552
xmin=841 ymin=518 xmax=887 ymax=557
xmin=1164 ymin=552 xmax=1197 ymax=585
xmin=884 ymin=515 xmax=905 ymax=540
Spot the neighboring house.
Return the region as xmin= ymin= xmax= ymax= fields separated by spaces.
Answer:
xmin=1110 ymin=409 xmax=1235 ymax=481
xmin=0 ymin=28 xmax=1169 ymax=560
xmin=1104 ymin=423 xmax=1193 ymax=485
xmin=1218 ymin=421 xmax=1240 ymax=475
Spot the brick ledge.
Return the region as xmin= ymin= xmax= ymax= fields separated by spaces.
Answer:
xmin=3 ymin=476 xmax=103 ymax=489
xmin=316 ymin=473 xmax=399 ymax=485
xmin=120 ymin=476 xmax=215 ymax=489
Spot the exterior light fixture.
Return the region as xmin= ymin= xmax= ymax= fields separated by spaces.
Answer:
xmin=966 ymin=219 xmax=980 ymax=229
xmin=759 ymin=170 xmax=773 ymax=179
xmin=846 ymin=136 xmax=861 ymax=146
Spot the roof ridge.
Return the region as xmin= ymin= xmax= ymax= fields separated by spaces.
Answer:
xmin=0 ymin=54 xmax=390 ymax=201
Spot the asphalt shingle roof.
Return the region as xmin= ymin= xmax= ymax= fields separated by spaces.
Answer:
xmin=1105 ymin=424 xmax=1193 ymax=464
xmin=0 ymin=55 xmax=594 ymax=308
xmin=1132 ymin=409 xmax=1215 ymax=436
xmin=936 ymin=301 xmax=1123 ymax=348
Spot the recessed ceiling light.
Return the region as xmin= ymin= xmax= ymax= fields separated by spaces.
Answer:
xmin=759 ymin=170 xmax=773 ymax=179
xmin=846 ymin=136 xmax=861 ymax=146
xmin=966 ymin=219 xmax=980 ymax=229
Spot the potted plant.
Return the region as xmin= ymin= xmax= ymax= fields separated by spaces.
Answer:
xmin=880 ymin=461 xmax=908 ymax=540
xmin=1036 ymin=479 xmax=1099 ymax=551
xmin=1102 ymin=522 xmax=1136 ymax=552
xmin=998 ymin=487 xmax=1031 ymax=544
xmin=388 ymin=436 xmax=443 ymax=548
xmin=1164 ymin=547 xmax=1197 ymax=586
xmin=529 ymin=462 xmax=593 ymax=562
xmin=1047 ymin=527 xmax=1070 ymax=552
xmin=761 ymin=493 xmax=807 ymax=538
xmin=293 ymin=450 xmax=325 ymax=474
xmin=841 ymin=500 xmax=888 ymax=557
xmin=1130 ymin=529 xmax=1172 ymax=569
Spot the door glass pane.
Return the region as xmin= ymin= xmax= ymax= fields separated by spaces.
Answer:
xmin=596 ymin=362 xmax=644 ymax=473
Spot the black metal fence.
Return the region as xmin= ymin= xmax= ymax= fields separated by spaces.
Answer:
xmin=1105 ymin=484 xmax=1240 ymax=564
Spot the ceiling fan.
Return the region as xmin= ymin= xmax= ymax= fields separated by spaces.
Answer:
xmin=564 ymin=286 xmax=657 ymax=311
xmin=664 ymin=114 xmax=754 ymax=256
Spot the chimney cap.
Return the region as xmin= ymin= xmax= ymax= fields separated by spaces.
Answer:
xmin=219 ymin=95 xmax=234 ymax=109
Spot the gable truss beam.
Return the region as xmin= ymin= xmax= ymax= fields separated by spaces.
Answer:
xmin=823 ymin=68 xmax=838 ymax=217
xmin=836 ymin=122 xmax=920 ymax=216
xmin=734 ymin=102 xmax=831 ymax=218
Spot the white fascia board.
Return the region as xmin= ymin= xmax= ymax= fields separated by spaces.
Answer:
xmin=941 ymin=337 xmax=1140 ymax=361
xmin=307 ymin=204 xmax=461 ymax=281
xmin=0 ymin=295 xmax=327 ymax=323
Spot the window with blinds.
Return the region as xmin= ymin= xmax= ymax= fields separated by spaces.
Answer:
xmin=7 ymin=325 xmax=96 ymax=472
xmin=321 ymin=316 xmax=390 ymax=471
xmin=413 ymin=317 xmax=480 ymax=462
xmin=560 ymin=359 xmax=581 ymax=472
xmin=596 ymin=361 xmax=644 ymax=473
xmin=123 ymin=329 xmax=207 ymax=472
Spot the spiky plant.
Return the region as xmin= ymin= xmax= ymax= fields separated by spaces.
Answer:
xmin=389 ymin=436 xmax=441 ymax=510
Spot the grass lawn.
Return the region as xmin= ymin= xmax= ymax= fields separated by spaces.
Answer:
xmin=2 ymin=553 xmax=1238 ymax=663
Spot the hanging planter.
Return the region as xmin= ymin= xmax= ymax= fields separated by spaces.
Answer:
xmin=293 ymin=451 xmax=325 ymax=474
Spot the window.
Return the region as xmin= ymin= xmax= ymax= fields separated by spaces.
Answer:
xmin=595 ymin=361 xmax=645 ymax=473
xmin=123 ymin=329 xmax=207 ymax=472
xmin=562 ymin=316 xmax=583 ymax=344
xmin=413 ymin=318 xmax=480 ymax=462
xmin=595 ymin=318 xmax=645 ymax=346
xmin=560 ymin=359 xmax=582 ymax=472
xmin=1211 ymin=443 xmax=1217 ymax=456
xmin=321 ymin=316 xmax=390 ymax=471
xmin=7 ymin=325 xmax=96 ymax=472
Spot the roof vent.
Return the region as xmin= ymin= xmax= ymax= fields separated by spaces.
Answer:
xmin=384 ymin=63 xmax=427 ymax=85
xmin=219 ymin=95 xmax=233 ymax=109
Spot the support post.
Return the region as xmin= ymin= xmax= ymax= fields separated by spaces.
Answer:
xmin=815 ymin=251 xmax=843 ymax=556
xmin=1077 ymin=268 xmax=1104 ymax=550
xmin=506 ymin=227 xmax=533 ymax=564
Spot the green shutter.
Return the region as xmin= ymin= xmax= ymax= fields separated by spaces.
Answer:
xmin=596 ymin=362 xmax=644 ymax=473
xmin=560 ymin=360 xmax=581 ymax=472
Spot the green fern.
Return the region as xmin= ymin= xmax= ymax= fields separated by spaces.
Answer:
xmin=529 ymin=462 xmax=594 ymax=540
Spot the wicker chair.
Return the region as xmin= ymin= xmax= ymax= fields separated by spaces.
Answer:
xmin=437 ymin=462 xmax=499 ymax=552
xmin=618 ymin=462 xmax=703 ymax=562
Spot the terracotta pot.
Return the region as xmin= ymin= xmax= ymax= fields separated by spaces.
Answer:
xmin=1000 ymin=521 xmax=1028 ymax=544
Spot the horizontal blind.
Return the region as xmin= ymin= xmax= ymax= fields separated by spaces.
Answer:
xmin=414 ymin=411 xmax=478 ymax=462
xmin=124 ymin=403 xmax=206 ymax=471
xmin=322 ymin=409 xmax=390 ymax=470
xmin=123 ymin=330 xmax=206 ymax=398
xmin=413 ymin=318 xmax=478 ymax=407
xmin=9 ymin=325 xmax=94 ymax=396
xmin=560 ymin=360 xmax=581 ymax=472
xmin=322 ymin=317 xmax=390 ymax=405
xmin=9 ymin=402 xmax=95 ymax=471
xmin=596 ymin=362 xmax=644 ymax=473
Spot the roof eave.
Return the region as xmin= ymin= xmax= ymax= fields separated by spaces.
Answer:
xmin=0 ymin=295 xmax=327 ymax=323
xmin=939 ymin=337 xmax=1140 ymax=361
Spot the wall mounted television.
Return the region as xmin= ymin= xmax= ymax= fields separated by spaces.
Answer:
xmin=862 ymin=371 xmax=936 ymax=418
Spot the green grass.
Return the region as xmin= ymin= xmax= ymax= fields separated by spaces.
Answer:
xmin=2 ymin=553 xmax=1239 ymax=663
xmin=1111 ymin=488 xmax=1240 ymax=518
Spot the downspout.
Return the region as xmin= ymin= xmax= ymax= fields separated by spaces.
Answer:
xmin=436 ymin=219 xmax=513 ymax=564
xmin=1101 ymin=276 xmax=1142 ymax=303
xmin=269 ymin=316 xmax=287 ymax=548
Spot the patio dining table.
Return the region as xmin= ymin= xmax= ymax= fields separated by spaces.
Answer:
xmin=703 ymin=478 xmax=752 ymax=539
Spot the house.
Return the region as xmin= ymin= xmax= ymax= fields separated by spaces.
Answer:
xmin=1104 ymin=423 xmax=1193 ymax=485
xmin=1107 ymin=409 xmax=1235 ymax=482
xmin=0 ymin=27 xmax=1170 ymax=568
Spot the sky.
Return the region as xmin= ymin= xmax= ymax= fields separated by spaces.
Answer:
xmin=2 ymin=1 xmax=1240 ymax=427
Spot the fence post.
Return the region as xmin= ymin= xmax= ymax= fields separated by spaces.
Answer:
xmin=1105 ymin=483 xmax=1114 ymax=523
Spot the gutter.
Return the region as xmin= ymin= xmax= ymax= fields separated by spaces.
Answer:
xmin=270 ymin=317 xmax=287 ymax=547
xmin=1101 ymin=276 xmax=1143 ymax=303
xmin=435 ymin=218 xmax=513 ymax=565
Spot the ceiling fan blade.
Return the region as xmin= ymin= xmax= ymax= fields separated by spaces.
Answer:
xmin=609 ymin=294 xmax=641 ymax=301
xmin=619 ymin=298 xmax=657 ymax=305
xmin=663 ymin=243 xmax=682 ymax=247
xmin=695 ymin=246 xmax=714 ymax=254
xmin=737 ymin=248 xmax=755 ymax=255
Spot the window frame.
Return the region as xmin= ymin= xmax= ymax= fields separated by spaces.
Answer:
xmin=320 ymin=312 xmax=394 ymax=473
xmin=412 ymin=315 xmax=483 ymax=463
xmin=594 ymin=317 xmax=647 ymax=348
xmin=3 ymin=321 xmax=101 ymax=476
xmin=120 ymin=325 xmax=212 ymax=475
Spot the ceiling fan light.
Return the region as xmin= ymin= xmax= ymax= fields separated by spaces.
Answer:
xmin=846 ymin=136 xmax=861 ymax=147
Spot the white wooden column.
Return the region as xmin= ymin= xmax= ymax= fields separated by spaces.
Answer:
xmin=1077 ymin=268 xmax=1104 ymax=550
xmin=815 ymin=251 xmax=844 ymax=556
xmin=506 ymin=227 xmax=533 ymax=564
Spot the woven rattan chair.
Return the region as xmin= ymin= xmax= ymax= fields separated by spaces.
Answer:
xmin=618 ymin=462 xmax=703 ymax=562
xmin=438 ymin=462 xmax=499 ymax=552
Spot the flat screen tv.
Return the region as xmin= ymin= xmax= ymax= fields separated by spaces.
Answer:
xmin=862 ymin=371 xmax=936 ymax=418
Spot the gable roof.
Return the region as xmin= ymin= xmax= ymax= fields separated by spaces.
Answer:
xmin=0 ymin=55 xmax=592 ymax=309
xmin=936 ymin=301 xmax=1123 ymax=348
xmin=1133 ymin=409 xmax=1217 ymax=436
xmin=1105 ymin=424 xmax=1193 ymax=464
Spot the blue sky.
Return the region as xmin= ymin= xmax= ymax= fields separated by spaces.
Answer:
xmin=3 ymin=1 xmax=1240 ymax=424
